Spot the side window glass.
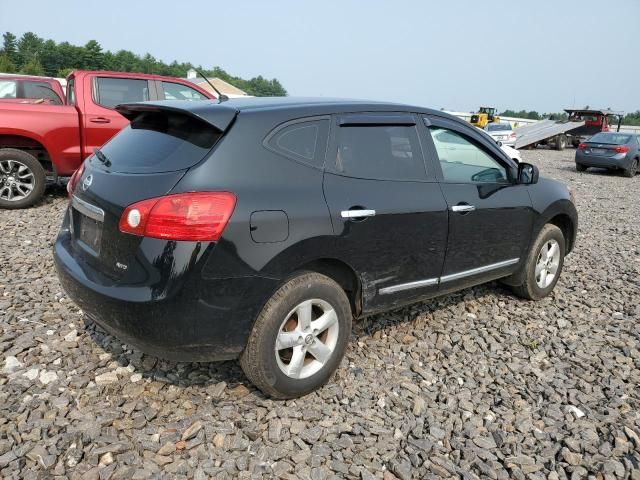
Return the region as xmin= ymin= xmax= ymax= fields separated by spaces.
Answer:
xmin=162 ymin=82 xmax=207 ymax=101
xmin=335 ymin=125 xmax=426 ymax=181
xmin=0 ymin=80 xmax=17 ymax=99
xmin=95 ymin=77 xmax=149 ymax=108
xmin=428 ymin=126 xmax=509 ymax=184
xmin=23 ymin=81 xmax=63 ymax=104
xmin=67 ymin=79 xmax=75 ymax=105
xmin=266 ymin=119 xmax=328 ymax=168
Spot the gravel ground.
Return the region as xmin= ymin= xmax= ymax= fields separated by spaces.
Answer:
xmin=1 ymin=149 xmax=639 ymax=480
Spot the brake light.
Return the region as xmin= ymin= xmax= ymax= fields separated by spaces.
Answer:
xmin=510 ymin=133 xmax=516 ymax=138
xmin=613 ymin=146 xmax=630 ymax=153
xmin=119 ymin=192 xmax=236 ymax=241
xmin=67 ymin=163 xmax=85 ymax=196
xmin=578 ymin=143 xmax=587 ymax=150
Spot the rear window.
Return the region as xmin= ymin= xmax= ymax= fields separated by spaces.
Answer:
xmin=23 ymin=81 xmax=63 ymax=104
xmin=90 ymin=111 xmax=221 ymax=173
xmin=486 ymin=124 xmax=511 ymax=132
xmin=588 ymin=133 xmax=631 ymax=145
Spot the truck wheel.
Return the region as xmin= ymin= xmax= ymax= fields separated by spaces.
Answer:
xmin=0 ymin=149 xmax=47 ymax=209
xmin=240 ymin=272 xmax=352 ymax=399
xmin=555 ymin=135 xmax=566 ymax=151
xmin=511 ymin=224 xmax=565 ymax=301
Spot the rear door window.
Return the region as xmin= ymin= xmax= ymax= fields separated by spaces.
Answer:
xmin=0 ymin=80 xmax=17 ymax=98
xmin=333 ymin=123 xmax=427 ymax=181
xmin=161 ymin=81 xmax=208 ymax=101
xmin=22 ymin=81 xmax=63 ymax=104
xmin=95 ymin=77 xmax=150 ymax=108
xmin=90 ymin=110 xmax=221 ymax=173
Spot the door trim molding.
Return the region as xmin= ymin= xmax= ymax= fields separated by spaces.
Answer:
xmin=439 ymin=257 xmax=519 ymax=283
xmin=378 ymin=257 xmax=519 ymax=295
xmin=378 ymin=277 xmax=439 ymax=295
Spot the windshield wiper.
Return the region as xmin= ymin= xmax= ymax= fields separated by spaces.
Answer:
xmin=94 ymin=149 xmax=111 ymax=167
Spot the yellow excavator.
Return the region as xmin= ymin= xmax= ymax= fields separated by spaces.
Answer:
xmin=470 ymin=107 xmax=500 ymax=128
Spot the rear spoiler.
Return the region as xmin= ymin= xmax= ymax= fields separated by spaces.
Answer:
xmin=116 ymin=101 xmax=239 ymax=133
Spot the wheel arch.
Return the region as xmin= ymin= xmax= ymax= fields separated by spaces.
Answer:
xmin=293 ymin=257 xmax=363 ymax=317
xmin=547 ymin=213 xmax=576 ymax=254
xmin=0 ymin=134 xmax=53 ymax=172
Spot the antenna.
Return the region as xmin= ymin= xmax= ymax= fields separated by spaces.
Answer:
xmin=194 ymin=68 xmax=229 ymax=103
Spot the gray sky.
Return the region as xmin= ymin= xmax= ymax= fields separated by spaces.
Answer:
xmin=1 ymin=0 xmax=638 ymax=113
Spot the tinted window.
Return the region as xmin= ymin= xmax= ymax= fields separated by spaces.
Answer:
xmin=162 ymin=82 xmax=208 ymax=101
xmin=588 ymin=133 xmax=631 ymax=145
xmin=23 ymin=81 xmax=63 ymax=104
xmin=95 ymin=77 xmax=149 ymax=108
xmin=266 ymin=119 xmax=328 ymax=168
xmin=91 ymin=111 xmax=221 ymax=173
xmin=335 ymin=125 xmax=426 ymax=181
xmin=0 ymin=80 xmax=17 ymax=98
xmin=429 ymin=127 xmax=509 ymax=184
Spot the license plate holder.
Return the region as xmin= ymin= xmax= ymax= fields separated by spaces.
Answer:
xmin=591 ymin=148 xmax=605 ymax=154
xmin=76 ymin=212 xmax=102 ymax=254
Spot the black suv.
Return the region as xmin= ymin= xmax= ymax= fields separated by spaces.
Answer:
xmin=54 ymin=98 xmax=578 ymax=398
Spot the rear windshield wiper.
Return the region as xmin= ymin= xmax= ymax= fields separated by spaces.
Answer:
xmin=94 ymin=148 xmax=111 ymax=167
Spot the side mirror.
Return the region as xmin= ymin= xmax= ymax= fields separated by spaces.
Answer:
xmin=496 ymin=140 xmax=503 ymax=147
xmin=518 ymin=162 xmax=539 ymax=184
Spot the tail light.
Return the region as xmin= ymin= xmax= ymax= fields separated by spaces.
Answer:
xmin=510 ymin=133 xmax=516 ymax=138
xmin=119 ymin=192 xmax=236 ymax=241
xmin=613 ymin=146 xmax=630 ymax=153
xmin=67 ymin=163 xmax=85 ymax=196
xmin=578 ymin=143 xmax=587 ymax=150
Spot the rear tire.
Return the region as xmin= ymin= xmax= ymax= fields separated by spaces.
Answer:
xmin=576 ymin=163 xmax=586 ymax=172
xmin=555 ymin=135 xmax=566 ymax=151
xmin=240 ymin=272 xmax=352 ymax=399
xmin=511 ymin=224 xmax=565 ymax=301
xmin=623 ymin=158 xmax=638 ymax=178
xmin=0 ymin=149 xmax=46 ymax=209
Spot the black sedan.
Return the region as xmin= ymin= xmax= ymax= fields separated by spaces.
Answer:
xmin=576 ymin=132 xmax=640 ymax=177
xmin=54 ymin=97 xmax=578 ymax=398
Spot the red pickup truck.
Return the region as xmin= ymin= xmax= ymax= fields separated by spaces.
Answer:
xmin=0 ymin=74 xmax=66 ymax=105
xmin=0 ymin=70 xmax=214 ymax=208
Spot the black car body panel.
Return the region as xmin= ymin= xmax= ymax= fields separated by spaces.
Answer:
xmin=54 ymin=97 xmax=578 ymax=361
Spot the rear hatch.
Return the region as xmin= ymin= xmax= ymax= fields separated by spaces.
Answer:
xmin=68 ymin=102 xmax=237 ymax=279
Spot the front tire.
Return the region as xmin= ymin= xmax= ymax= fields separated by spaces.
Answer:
xmin=240 ymin=272 xmax=352 ymax=399
xmin=623 ymin=158 xmax=638 ymax=178
xmin=511 ymin=224 xmax=565 ymax=300
xmin=0 ymin=149 xmax=46 ymax=209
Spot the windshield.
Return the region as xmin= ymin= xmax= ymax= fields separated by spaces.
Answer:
xmin=486 ymin=124 xmax=511 ymax=132
xmin=587 ymin=133 xmax=630 ymax=145
xmin=90 ymin=110 xmax=222 ymax=173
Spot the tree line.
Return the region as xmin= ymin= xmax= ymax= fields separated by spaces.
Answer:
xmin=0 ymin=32 xmax=287 ymax=97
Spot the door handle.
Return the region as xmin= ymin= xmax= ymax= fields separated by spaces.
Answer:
xmin=451 ymin=204 xmax=476 ymax=213
xmin=89 ymin=117 xmax=111 ymax=124
xmin=341 ymin=209 xmax=376 ymax=219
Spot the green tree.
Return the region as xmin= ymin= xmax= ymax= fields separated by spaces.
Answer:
xmin=0 ymin=54 xmax=16 ymax=73
xmin=2 ymin=32 xmax=17 ymax=63
xmin=20 ymin=57 xmax=45 ymax=76
xmin=83 ymin=40 xmax=104 ymax=70
xmin=57 ymin=67 xmax=73 ymax=78
xmin=16 ymin=32 xmax=44 ymax=69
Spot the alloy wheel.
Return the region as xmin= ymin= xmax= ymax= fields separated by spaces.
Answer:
xmin=275 ymin=298 xmax=340 ymax=379
xmin=535 ymin=239 xmax=561 ymax=289
xmin=0 ymin=159 xmax=35 ymax=202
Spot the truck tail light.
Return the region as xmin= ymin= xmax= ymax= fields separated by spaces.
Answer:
xmin=119 ymin=192 xmax=237 ymax=241
xmin=613 ymin=146 xmax=630 ymax=154
xmin=67 ymin=163 xmax=85 ymax=196
xmin=578 ymin=143 xmax=587 ymax=150
xmin=510 ymin=132 xmax=516 ymax=138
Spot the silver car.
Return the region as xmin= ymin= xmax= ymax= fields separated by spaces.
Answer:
xmin=485 ymin=123 xmax=516 ymax=147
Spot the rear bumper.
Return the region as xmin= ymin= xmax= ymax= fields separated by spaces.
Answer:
xmin=575 ymin=151 xmax=630 ymax=169
xmin=53 ymin=229 xmax=279 ymax=362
